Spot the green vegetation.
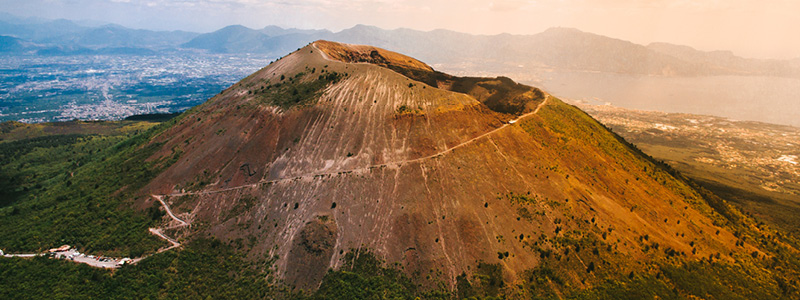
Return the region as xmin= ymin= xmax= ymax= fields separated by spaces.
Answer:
xmin=311 ymin=251 xmax=449 ymax=299
xmin=0 ymin=238 xmax=289 ymax=299
xmin=1 ymin=246 xmax=452 ymax=299
xmin=252 ymin=71 xmax=346 ymax=110
xmin=395 ymin=105 xmax=423 ymax=116
xmin=5 ymin=244 xmax=797 ymax=300
xmin=0 ymin=117 xmax=184 ymax=256
xmin=0 ymin=119 xmax=159 ymax=143
xmin=456 ymin=258 xmax=795 ymax=299
xmin=455 ymin=262 xmax=505 ymax=299
xmin=0 ymin=134 xmax=86 ymax=206
xmin=572 ymin=273 xmax=678 ymax=300
xmin=503 ymin=191 xmax=538 ymax=205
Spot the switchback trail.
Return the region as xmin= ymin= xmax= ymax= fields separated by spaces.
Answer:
xmin=149 ymin=228 xmax=180 ymax=251
xmin=147 ymin=195 xmax=189 ymax=253
xmin=153 ymin=195 xmax=188 ymax=228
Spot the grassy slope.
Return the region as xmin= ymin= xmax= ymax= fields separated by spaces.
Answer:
xmin=512 ymin=101 xmax=799 ymax=299
xmin=639 ymin=143 xmax=800 ymax=236
xmin=392 ymin=100 xmax=798 ymax=300
xmin=580 ymin=108 xmax=800 ymax=238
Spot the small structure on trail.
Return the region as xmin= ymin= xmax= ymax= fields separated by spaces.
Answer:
xmin=48 ymin=245 xmax=71 ymax=253
xmin=117 ymin=258 xmax=132 ymax=266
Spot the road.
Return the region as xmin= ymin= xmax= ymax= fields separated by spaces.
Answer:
xmin=405 ymin=95 xmax=549 ymax=165
xmin=145 ymin=195 xmax=190 ymax=253
xmin=152 ymin=195 xmax=188 ymax=227
xmin=149 ymin=228 xmax=181 ymax=252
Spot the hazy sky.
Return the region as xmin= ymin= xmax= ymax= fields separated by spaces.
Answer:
xmin=2 ymin=0 xmax=799 ymax=59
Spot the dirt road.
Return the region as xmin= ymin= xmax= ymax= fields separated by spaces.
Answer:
xmin=146 ymin=195 xmax=190 ymax=253
xmin=152 ymin=195 xmax=188 ymax=227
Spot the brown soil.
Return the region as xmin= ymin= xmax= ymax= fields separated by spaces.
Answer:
xmin=135 ymin=41 xmax=751 ymax=290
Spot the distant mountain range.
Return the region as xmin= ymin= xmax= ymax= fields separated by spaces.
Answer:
xmin=180 ymin=24 xmax=331 ymax=55
xmin=0 ymin=35 xmax=27 ymax=52
xmin=0 ymin=15 xmax=197 ymax=55
xmin=1 ymin=14 xmax=798 ymax=78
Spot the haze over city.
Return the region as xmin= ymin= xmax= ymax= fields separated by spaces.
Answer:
xmin=2 ymin=0 xmax=799 ymax=59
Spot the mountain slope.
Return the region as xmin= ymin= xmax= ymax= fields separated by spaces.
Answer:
xmin=520 ymin=27 xmax=711 ymax=75
xmin=181 ymin=25 xmax=270 ymax=53
xmin=260 ymin=25 xmax=331 ymax=37
xmin=0 ymin=17 xmax=197 ymax=52
xmin=182 ymin=25 xmax=334 ymax=55
xmin=0 ymin=35 xmax=29 ymax=52
xmin=60 ymin=25 xmax=197 ymax=48
xmin=131 ymin=41 xmax=766 ymax=291
xmin=648 ymin=42 xmax=800 ymax=77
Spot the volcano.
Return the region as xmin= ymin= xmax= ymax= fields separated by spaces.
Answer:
xmin=135 ymin=41 xmax=755 ymax=291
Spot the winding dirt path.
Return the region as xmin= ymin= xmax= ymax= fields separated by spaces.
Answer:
xmin=161 ymin=95 xmax=550 ymax=199
xmin=146 ymin=195 xmax=189 ymax=253
xmin=149 ymin=228 xmax=181 ymax=251
xmin=406 ymin=95 xmax=549 ymax=164
xmin=152 ymin=195 xmax=188 ymax=228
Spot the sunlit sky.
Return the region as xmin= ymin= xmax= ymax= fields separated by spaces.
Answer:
xmin=2 ymin=0 xmax=799 ymax=59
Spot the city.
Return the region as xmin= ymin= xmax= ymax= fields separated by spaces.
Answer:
xmin=0 ymin=53 xmax=271 ymax=122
